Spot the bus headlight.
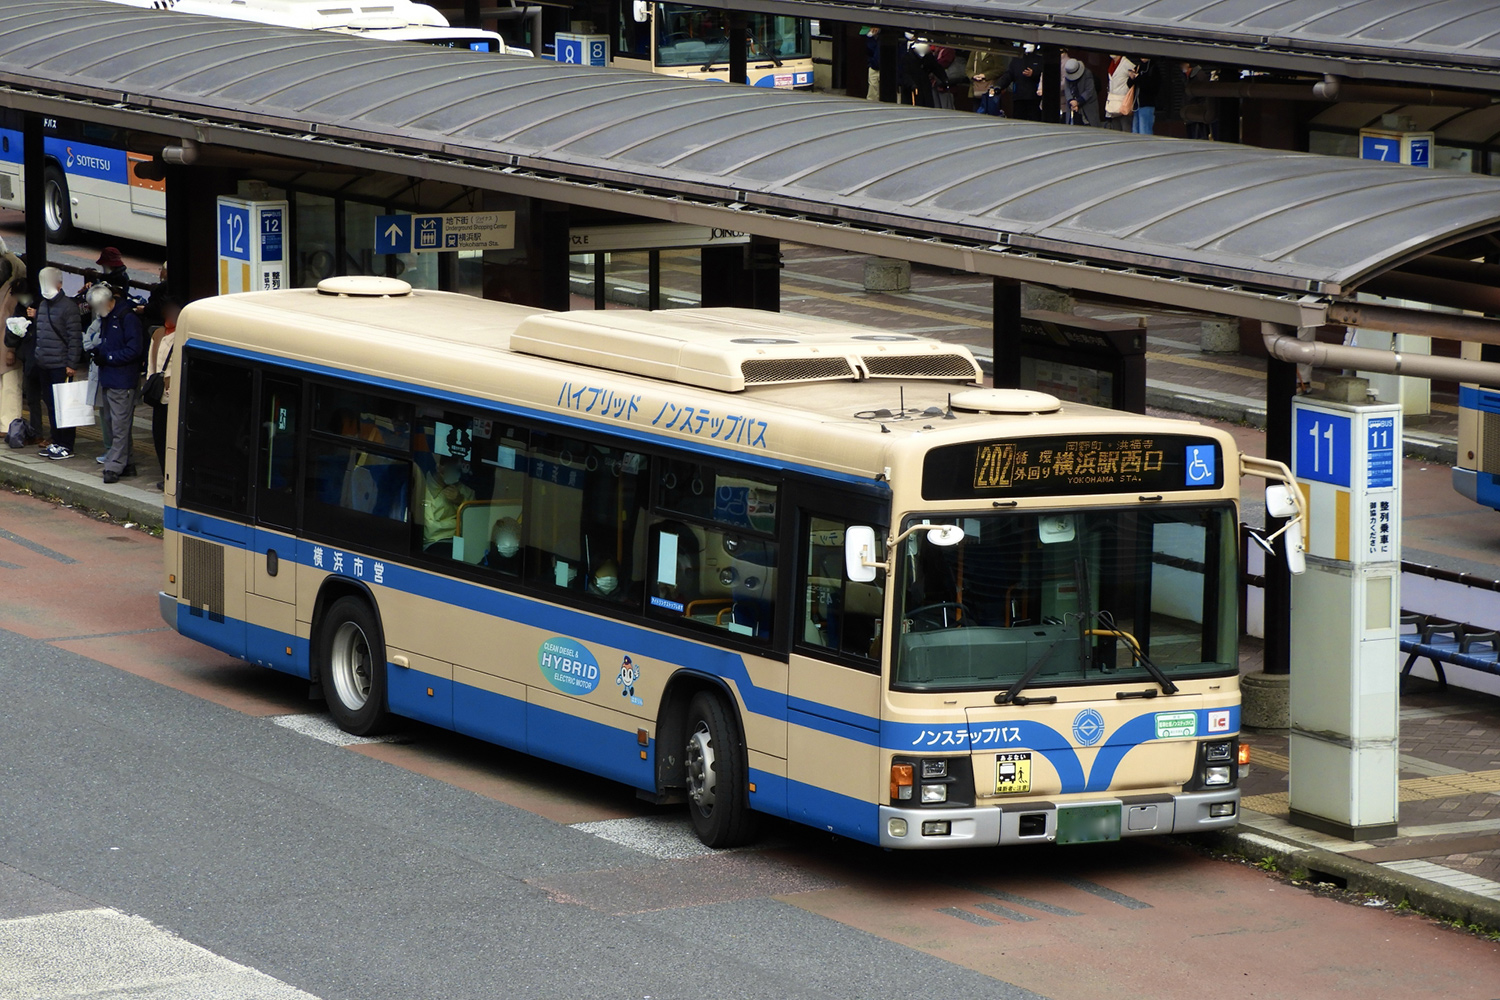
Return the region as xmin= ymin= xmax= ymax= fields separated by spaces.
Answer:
xmin=1204 ymin=766 xmax=1232 ymax=786
xmin=921 ymin=783 xmax=948 ymax=803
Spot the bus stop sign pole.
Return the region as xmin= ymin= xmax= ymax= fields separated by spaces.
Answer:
xmin=1288 ymin=387 xmax=1402 ymax=840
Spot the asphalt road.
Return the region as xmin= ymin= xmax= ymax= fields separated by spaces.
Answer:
xmin=4 ymin=488 xmax=1500 ymax=998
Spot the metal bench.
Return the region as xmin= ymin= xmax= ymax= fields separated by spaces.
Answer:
xmin=1399 ymin=612 xmax=1500 ymax=690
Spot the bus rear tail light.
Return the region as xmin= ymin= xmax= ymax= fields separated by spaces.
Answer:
xmin=891 ymin=763 xmax=914 ymax=801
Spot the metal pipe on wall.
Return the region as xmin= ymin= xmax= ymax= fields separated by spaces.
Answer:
xmin=1262 ymin=329 xmax=1500 ymax=384
xmin=1326 ymin=301 xmax=1500 ymax=346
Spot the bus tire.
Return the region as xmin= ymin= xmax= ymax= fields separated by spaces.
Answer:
xmin=42 ymin=165 xmax=72 ymax=243
xmin=317 ymin=596 xmax=390 ymax=736
xmin=683 ymin=690 xmax=757 ymax=848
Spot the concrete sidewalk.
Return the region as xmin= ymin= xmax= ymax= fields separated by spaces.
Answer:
xmin=1 ymin=247 xmax=1491 ymax=932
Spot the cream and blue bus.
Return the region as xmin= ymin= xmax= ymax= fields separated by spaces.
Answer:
xmin=162 ymin=276 xmax=1271 ymax=848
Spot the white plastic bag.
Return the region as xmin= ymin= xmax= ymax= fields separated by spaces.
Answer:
xmin=51 ymin=378 xmax=93 ymax=428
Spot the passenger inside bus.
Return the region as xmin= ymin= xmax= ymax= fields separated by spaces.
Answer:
xmin=480 ymin=517 xmax=522 ymax=574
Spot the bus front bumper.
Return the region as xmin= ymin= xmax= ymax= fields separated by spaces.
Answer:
xmin=1454 ymin=466 xmax=1479 ymax=503
xmin=159 ymin=591 xmax=177 ymax=628
xmin=878 ymin=789 xmax=1241 ymax=849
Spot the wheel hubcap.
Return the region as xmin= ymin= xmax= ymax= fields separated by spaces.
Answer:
xmin=685 ymin=721 xmax=716 ymax=814
xmin=44 ymin=181 xmax=64 ymax=233
xmin=330 ymin=621 xmax=372 ymax=710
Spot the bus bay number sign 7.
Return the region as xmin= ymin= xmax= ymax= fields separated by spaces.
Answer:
xmin=1295 ymin=409 xmax=1351 ymax=487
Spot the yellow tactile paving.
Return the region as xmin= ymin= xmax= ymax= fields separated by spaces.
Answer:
xmin=1145 ymin=351 xmax=1260 ymax=378
xmin=779 ymin=282 xmax=988 ymax=328
xmin=1240 ymin=769 xmax=1500 ymax=816
xmin=1249 ymin=748 xmax=1291 ymax=772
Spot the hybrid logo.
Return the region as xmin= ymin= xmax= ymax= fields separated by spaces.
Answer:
xmin=1072 ymin=708 xmax=1105 ymax=747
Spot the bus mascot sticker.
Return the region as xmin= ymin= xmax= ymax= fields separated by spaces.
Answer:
xmin=617 ymin=655 xmax=643 ymax=706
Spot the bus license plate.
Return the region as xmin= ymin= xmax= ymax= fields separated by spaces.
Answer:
xmin=1056 ymin=804 xmax=1121 ymax=845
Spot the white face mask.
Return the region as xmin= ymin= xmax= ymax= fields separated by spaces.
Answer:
xmin=441 ymin=464 xmax=461 ymax=485
xmin=41 ymin=285 xmax=60 ymax=300
xmin=595 ymin=576 xmax=617 ymax=595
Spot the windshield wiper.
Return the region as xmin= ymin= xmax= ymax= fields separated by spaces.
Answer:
xmin=1090 ymin=610 xmax=1179 ymax=696
xmin=994 ymin=627 xmax=1069 ymax=706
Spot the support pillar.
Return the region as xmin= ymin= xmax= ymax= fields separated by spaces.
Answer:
xmin=878 ymin=29 xmax=901 ymax=104
xmin=1243 ymin=321 xmax=1297 ymax=729
xmin=992 ymin=278 xmax=1021 ymax=388
xmin=702 ymin=236 xmax=780 ymax=310
xmin=1040 ymin=46 xmax=1061 ymax=123
xmin=164 ymin=164 xmax=236 ymax=304
xmin=22 ymin=115 xmax=46 ymax=286
xmin=728 ymin=13 xmax=748 ymax=86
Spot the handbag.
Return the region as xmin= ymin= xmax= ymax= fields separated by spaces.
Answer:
xmin=51 ymin=377 xmax=94 ymax=428
xmin=142 ymin=343 xmax=172 ymax=406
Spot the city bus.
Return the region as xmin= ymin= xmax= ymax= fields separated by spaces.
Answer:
xmin=1453 ymin=341 xmax=1500 ymax=510
xmin=615 ymin=1 xmax=812 ymax=89
xmin=0 ymin=112 xmax=166 ymax=245
xmin=161 ymin=277 xmax=1296 ymax=849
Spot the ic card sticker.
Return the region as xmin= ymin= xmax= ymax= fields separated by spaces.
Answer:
xmin=995 ymin=752 xmax=1032 ymax=794
xmin=1208 ymin=710 xmax=1230 ymax=733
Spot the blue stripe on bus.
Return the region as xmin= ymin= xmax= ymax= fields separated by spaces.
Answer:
xmin=785 ymin=777 xmax=878 ymax=842
xmin=185 ymin=340 xmax=892 ymax=491
xmin=1458 ymin=385 xmax=1500 ymax=414
xmin=1083 ymin=707 xmax=1239 ymax=792
xmin=0 ymin=129 xmax=20 ymax=165
xmin=1477 ymin=472 xmax=1500 ymax=511
xmin=787 ymin=695 xmax=879 ymax=735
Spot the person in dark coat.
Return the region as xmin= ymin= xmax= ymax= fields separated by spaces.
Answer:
xmin=901 ymin=41 xmax=943 ymax=108
xmin=1131 ymin=56 xmax=1163 ymax=134
xmin=95 ymin=246 xmax=131 ymax=291
xmin=88 ymin=283 xmax=144 ymax=483
xmin=973 ymin=83 xmax=1005 ymax=117
xmin=29 ymin=267 xmax=83 ymax=460
xmin=993 ymin=47 xmax=1044 ymax=120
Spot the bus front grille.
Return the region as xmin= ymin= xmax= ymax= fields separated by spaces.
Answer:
xmin=181 ymin=536 xmax=226 ymax=619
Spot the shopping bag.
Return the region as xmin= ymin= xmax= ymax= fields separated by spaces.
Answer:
xmin=51 ymin=378 xmax=94 ymax=428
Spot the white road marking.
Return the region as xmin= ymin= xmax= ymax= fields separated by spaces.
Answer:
xmin=569 ymin=816 xmax=720 ymax=860
xmin=0 ymin=907 xmax=321 ymax=999
xmin=268 ymin=713 xmax=402 ymax=746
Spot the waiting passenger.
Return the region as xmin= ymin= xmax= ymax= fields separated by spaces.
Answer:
xmin=421 ymin=454 xmax=473 ymax=557
xmin=1064 ymin=59 xmax=1100 ymax=126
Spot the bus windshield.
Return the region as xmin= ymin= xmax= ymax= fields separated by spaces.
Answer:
xmin=892 ymin=505 xmax=1237 ymax=693
xmin=655 ymin=5 xmax=810 ymax=67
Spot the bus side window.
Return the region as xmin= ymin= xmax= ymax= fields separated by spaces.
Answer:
xmin=525 ymin=432 xmax=645 ymax=604
xmin=302 ymin=383 xmax=413 ymax=554
xmin=178 ymin=352 xmax=254 ymax=518
xmin=255 ymin=375 xmax=300 ymax=530
xmin=800 ymin=515 xmax=883 ymax=664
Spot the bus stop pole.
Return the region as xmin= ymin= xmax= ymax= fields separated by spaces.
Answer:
xmin=728 ymin=13 xmax=748 ymax=86
xmin=1040 ymin=46 xmax=1061 ymax=123
xmin=22 ymin=114 xmax=46 ymax=286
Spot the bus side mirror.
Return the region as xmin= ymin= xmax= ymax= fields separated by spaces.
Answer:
xmin=1258 ymin=484 xmax=1306 ymax=575
xmin=633 ymin=1 xmax=650 ymax=22
xmin=845 ymin=525 xmax=879 ymax=583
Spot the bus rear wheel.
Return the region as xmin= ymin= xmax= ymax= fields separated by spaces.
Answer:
xmin=318 ymin=596 xmax=390 ymax=736
xmin=684 ymin=691 xmax=756 ymax=848
xmin=42 ymin=165 xmax=72 ymax=243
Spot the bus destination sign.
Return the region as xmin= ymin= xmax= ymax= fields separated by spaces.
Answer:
xmin=923 ymin=434 xmax=1221 ymax=500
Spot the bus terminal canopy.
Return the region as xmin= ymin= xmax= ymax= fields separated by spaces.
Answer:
xmin=4 ymin=0 xmax=1500 ymax=325
xmin=705 ymin=0 xmax=1500 ymax=92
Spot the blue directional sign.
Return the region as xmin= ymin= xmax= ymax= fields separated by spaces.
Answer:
xmin=219 ymin=203 xmax=251 ymax=262
xmin=260 ymin=206 xmax=284 ymax=262
xmin=1367 ymin=417 xmax=1395 ymax=488
xmin=556 ymin=35 xmax=584 ymax=64
xmin=376 ymin=214 xmax=409 ymax=255
xmin=1295 ymin=408 xmax=1351 ymax=487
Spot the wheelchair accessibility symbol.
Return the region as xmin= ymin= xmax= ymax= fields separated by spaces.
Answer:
xmin=1185 ymin=445 xmax=1216 ymax=485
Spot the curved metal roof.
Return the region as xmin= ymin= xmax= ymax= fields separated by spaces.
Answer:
xmin=704 ymin=0 xmax=1500 ymax=90
xmin=2 ymin=0 xmax=1499 ymax=314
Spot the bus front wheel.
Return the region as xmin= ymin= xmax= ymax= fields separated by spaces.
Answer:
xmin=318 ymin=596 xmax=390 ymax=736
xmin=42 ymin=165 xmax=72 ymax=243
xmin=684 ymin=691 xmax=756 ymax=848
